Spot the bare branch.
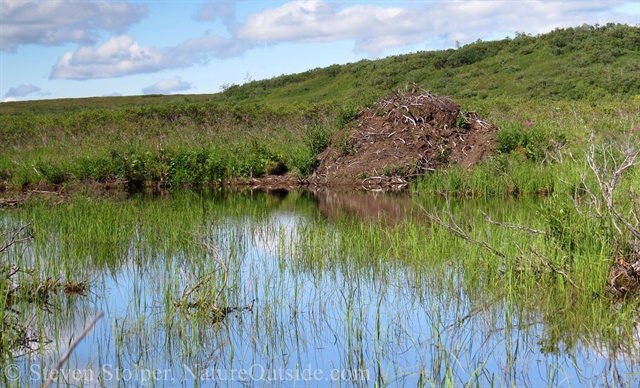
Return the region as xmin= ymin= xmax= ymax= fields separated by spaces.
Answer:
xmin=42 ymin=313 xmax=104 ymax=388
xmin=585 ymin=133 xmax=640 ymax=241
xmin=0 ymin=223 xmax=33 ymax=253
xmin=529 ymin=247 xmax=579 ymax=289
xmin=199 ymin=240 xmax=228 ymax=312
xmin=421 ymin=206 xmax=509 ymax=260
xmin=480 ymin=211 xmax=547 ymax=235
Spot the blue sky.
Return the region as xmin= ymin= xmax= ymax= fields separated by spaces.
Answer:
xmin=1 ymin=0 xmax=639 ymax=102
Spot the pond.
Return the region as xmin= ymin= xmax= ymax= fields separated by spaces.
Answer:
xmin=0 ymin=188 xmax=639 ymax=387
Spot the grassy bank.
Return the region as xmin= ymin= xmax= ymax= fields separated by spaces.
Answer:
xmin=0 ymin=101 xmax=356 ymax=189
xmin=413 ymin=99 xmax=640 ymax=196
xmin=1 ymin=97 xmax=637 ymax=197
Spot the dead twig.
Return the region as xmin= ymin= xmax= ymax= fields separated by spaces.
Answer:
xmin=480 ymin=211 xmax=547 ymax=235
xmin=585 ymin=132 xmax=640 ymax=241
xmin=421 ymin=205 xmax=509 ymax=260
xmin=42 ymin=313 xmax=104 ymax=388
xmin=528 ymin=247 xmax=579 ymax=289
xmin=0 ymin=223 xmax=33 ymax=253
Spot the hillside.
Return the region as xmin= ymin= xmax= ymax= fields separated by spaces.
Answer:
xmin=224 ymin=22 xmax=640 ymax=105
xmin=1 ymin=22 xmax=639 ymax=116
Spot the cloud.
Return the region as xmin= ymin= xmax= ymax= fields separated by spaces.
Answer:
xmin=50 ymin=35 xmax=165 ymax=79
xmin=171 ymin=35 xmax=251 ymax=63
xmin=3 ymin=84 xmax=41 ymax=98
xmin=1 ymin=0 xmax=147 ymax=52
xmin=50 ymin=35 xmax=252 ymax=79
xmin=237 ymin=0 xmax=639 ymax=57
xmin=142 ymin=77 xmax=192 ymax=94
xmin=195 ymin=1 xmax=240 ymax=26
xmin=44 ymin=0 xmax=639 ymax=80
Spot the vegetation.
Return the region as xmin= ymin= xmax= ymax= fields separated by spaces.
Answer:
xmin=2 ymin=22 xmax=640 ymax=386
xmin=0 ymin=23 xmax=639 ymax=191
xmin=0 ymin=189 xmax=638 ymax=385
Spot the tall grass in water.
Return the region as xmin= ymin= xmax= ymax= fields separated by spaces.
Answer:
xmin=287 ymin=193 xmax=640 ymax=385
xmin=1 ymin=189 xmax=640 ymax=386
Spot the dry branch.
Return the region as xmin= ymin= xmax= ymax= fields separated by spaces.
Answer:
xmin=421 ymin=205 xmax=508 ymax=260
xmin=584 ymin=133 xmax=640 ymax=242
xmin=42 ymin=313 xmax=104 ymax=388
xmin=0 ymin=223 xmax=33 ymax=253
xmin=528 ymin=247 xmax=579 ymax=289
xmin=422 ymin=206 xmax=579 ymax=288
xmin=480 ymin=211 xmax=547 ymax=235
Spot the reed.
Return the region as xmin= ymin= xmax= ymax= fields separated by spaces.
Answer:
xmin=0 ymin=187 xmax=638 ymax=386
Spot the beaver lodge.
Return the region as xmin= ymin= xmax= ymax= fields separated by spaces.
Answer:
xmin=307 ymin=90 xmax=499 ymax=189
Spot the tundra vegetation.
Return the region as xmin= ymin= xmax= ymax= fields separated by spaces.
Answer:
xmin=1 ymin=23 xmax=640 ymax=386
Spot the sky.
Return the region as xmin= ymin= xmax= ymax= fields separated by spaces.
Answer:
xmin=1 ymin=0 xmax=639 ymax=102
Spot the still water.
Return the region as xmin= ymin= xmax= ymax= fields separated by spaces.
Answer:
xmin=1 ymin=189 xmax=638 ymax=387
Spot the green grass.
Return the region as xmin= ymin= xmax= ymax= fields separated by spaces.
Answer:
xmin=1 ymin=186 xmax=640 ymax=385
xmin=0 ymin=23 xmax=639 ymax=193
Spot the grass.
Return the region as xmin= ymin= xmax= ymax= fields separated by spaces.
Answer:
xmin=0 ymin=189 xmax=639 ymax=385
xmin=1 ymin=22 xmax=640 ymax=386
xmin=0 ymin=101 xmax=343 ymax=189
xmin=412 ymin=98 xmax=640 ymax=197
xmin=0 ymin=24 xmax=639 ymax=192
xmin=0 ymin=97 xmax=637 ymax=194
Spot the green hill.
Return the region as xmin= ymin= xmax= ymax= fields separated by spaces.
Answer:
xmin=224 ymin=23 xmax=640 ymax=105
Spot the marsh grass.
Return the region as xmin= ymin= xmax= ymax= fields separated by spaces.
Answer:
xmin=1 ymin=83 xmax=638 ymax=195
xmin=0 ymin=102 xmax=340 ymax=189
xmin=413 ymin=100 xmax=639 ymax=197
xmin=0 ymin=188 xmax=639 ymax=386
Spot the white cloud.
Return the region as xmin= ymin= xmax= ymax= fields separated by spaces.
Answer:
xmin=142 ymin=77 xmax=192 ymax=95
xmin=1 ymin=0 xmax=147 ymax=52
xmin=50 ymin=35 xmax=252 ymax=80
xmin=41 ymin=0 xmax=639 ymax=81
xmin=49 ymin=35 xmax=251 ymax=80
xmin=2 ymin=97 xmax=18 ymax=103
xmin=50 ymin=36 xmax=164 ymax=79
xmin=237 ymin=0 xmax=639 ymax=57
xmin=3 ymin=84 xmax=41 ymax=98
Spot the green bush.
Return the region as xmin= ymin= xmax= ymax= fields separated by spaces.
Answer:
xmin=33 ymin=159 xmax=67 ymax=184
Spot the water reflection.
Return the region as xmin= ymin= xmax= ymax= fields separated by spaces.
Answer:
xmin=310 ymin=188 xmax=413 ymax=223
xmin=0 ymin=189 xmax=639 ymax=387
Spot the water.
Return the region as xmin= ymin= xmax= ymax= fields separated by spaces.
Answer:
xmin=1 ymin=189 xmax=639 ymax=387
